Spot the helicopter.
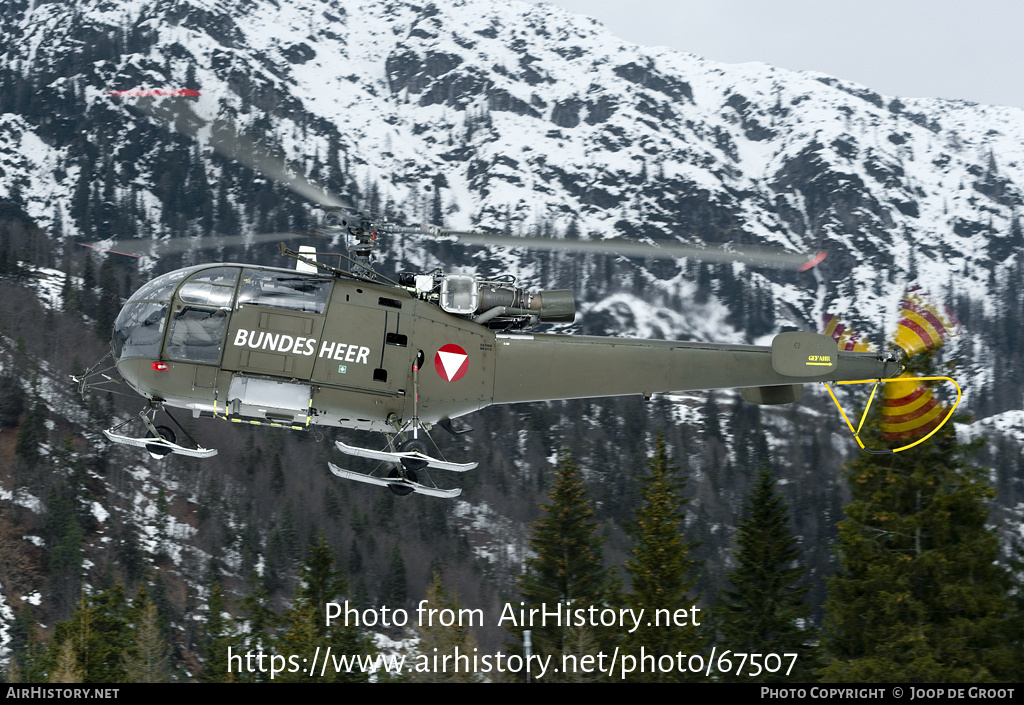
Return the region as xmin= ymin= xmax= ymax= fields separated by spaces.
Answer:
xmin=73 ymin=99 xmax=914 ymax=498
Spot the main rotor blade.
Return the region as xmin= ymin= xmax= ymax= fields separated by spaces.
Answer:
xmin=206 ymin=125 xmax=351 ymax=210
xmin=126 ymin=98 xmax=351 ymax=210
xmin=392 ymin=227 xmax=826 ymax=271
xmin=78 ymin=232 xmax=318 ymax=259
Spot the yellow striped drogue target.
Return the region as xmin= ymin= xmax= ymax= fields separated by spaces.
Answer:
xmin=822 ymin=287 xmax=963 ymax=447
xmin=824 ymin=376 xmax=962 ymax=454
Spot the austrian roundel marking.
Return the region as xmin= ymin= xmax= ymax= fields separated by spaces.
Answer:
xmin=435 ymin=344 xmax=469 ymax=382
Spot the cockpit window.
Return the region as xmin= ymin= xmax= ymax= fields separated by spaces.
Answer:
xmin=112 ymin=302 xmax=168 ymax=359
xmin=166 ymin=306 xmax=229 ymax=364
xmin=128 ymin=268 xmax=191 ymax=303
xmin=179 ymin=267 xmax=239 ymax=308
xmin=237 ymin=269 xmax=330 ymax=314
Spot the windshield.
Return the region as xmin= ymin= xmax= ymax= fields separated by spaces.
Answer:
xmin=112 ymin=301 xmax=168 ymax=359
xmin=114 ymin=266 xmax=206 ymax=359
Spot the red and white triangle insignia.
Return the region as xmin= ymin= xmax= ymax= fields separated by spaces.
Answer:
xmin=435 ymin=344 xmax=469 ymax=382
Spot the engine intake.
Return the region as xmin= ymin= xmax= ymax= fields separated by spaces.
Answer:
xmin=429 ymin=274 xmax=575 ymax=326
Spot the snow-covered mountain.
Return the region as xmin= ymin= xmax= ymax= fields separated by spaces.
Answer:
xmin=1 ymin=0 xmax=1021 ymax=666
xmin=5 ymin=0 xmax=1023 ymax=299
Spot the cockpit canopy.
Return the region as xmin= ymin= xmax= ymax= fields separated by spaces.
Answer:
xmin=112 ymin=265 xmax=332 ymax=364
xmin=112 ymin=267 xmax=191 ymax=361
xmin=112 ymin=266 xmax=232 ymax=362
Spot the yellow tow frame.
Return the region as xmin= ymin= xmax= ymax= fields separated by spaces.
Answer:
xmin=823 ymin=376 xmax=962 ymax=454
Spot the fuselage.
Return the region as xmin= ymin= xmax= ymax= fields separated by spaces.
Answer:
xmin=112 ymin=264 xmax=901 ymax=434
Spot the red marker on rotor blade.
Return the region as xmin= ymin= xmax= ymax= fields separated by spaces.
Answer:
xmin=798 ymin=250 xmax=828 ymax=272
xmin=77 ymin=243 xmax=141 ymax=258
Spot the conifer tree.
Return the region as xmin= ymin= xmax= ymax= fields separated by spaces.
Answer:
xmin=49 ymin=639 xmax=84 ymax=683
xmin=233 ymin=574 xmax=279 ymax=683
xmin=94 ymin=253 xmax=120 ymax=337
xmin=275 ymin=599 xmax=322 ymax=683
xmin=822 ymin=369 xmax=1016 ymax=682
xmin=5 ymin=620 xmax=48 ymax=683
xmin=624 ymin=434 xmax=702 ymax=682
xmin=15 ymin=396 xmax=47 ymax=467
xmin=121 ymin=598 xmax=171 ymax=683
xmin=277 ymin=535 xmax=370 ymax=683
xmin=717 ymin=466 xmax=817 ymax=681
xmin=1008 ymin=538 xmax=1024 ymax=682
xmin=304 ymin=535 xmax=372 ymax=679
xmin=384 ymin=545 xmax=408 ymax=606
xmin=0 ymin=373 xmax=24 ymax=428
xmin=558 ymin=623 xmax=603 ymax=683
xmin=516 ymin=448 xmax=608 ymax=665
xmin=201 ymin=575 xmax=235 ymax=682
xmin=44 ymin=482 xmax=84 ymax=619
xmin=79 ymin=252 xmax=95 ymax=315
xmin=50 ymin=586 xmax=133 ymax=683
xmin=409 ymin=572 xmax=480 ymax=683
xmin=300 ymin=535 xmax=345 ymax=626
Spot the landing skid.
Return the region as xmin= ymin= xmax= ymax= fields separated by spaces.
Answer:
xmin=103 ymin=430 xmax=218 ymax=459
xmin=334 ymin=440 xmax=477 ymax=472
xmin=331 ymin=439 xmax=475 ymax=498
xmin=104 ymin=405 xmax=217 ymax=459
xmin=328 ymin=463 xmax=462 ymax=499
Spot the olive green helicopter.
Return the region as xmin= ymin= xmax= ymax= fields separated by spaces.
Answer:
xmin=74 ymin=99 xmax=907 ymax=498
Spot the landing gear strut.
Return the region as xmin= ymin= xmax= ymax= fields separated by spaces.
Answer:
xmin=103 ymin=403 xmax=218 ymax=459
xmin=383 ymin=438 xmax=431 ymax=496
xmin=326 ymin=353 xmax=475 ymax=498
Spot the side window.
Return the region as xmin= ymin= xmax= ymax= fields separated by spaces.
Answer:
xmin=166 ymin=307 xmax=229 ymax=363
xmin=238 ymin=270 xmax=331 ymax=314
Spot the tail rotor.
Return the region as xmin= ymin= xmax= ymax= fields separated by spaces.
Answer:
xmin=822 ymin=288 xmax=964 ymax=452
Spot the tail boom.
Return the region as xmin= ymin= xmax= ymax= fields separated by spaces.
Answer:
xmin=491 ymin=332 xmax=901 ymax=405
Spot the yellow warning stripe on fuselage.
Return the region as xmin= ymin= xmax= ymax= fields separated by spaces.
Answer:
xmin=212 ymin=397 xmax=312 ymax=432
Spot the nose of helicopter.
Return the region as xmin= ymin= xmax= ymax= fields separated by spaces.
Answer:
xmin=111 ymin=301 xmax=170 ymax=400
xmin=109 ymin=264 xmax=223 ymax=398
xmin=112 ymin=301 xmax=168 ymax=361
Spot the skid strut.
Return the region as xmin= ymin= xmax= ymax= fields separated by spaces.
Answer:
xmin=326 ymin=351 xmax=474 ymax=497
xmin=103 ymin=404 xmax=218 ymax=458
